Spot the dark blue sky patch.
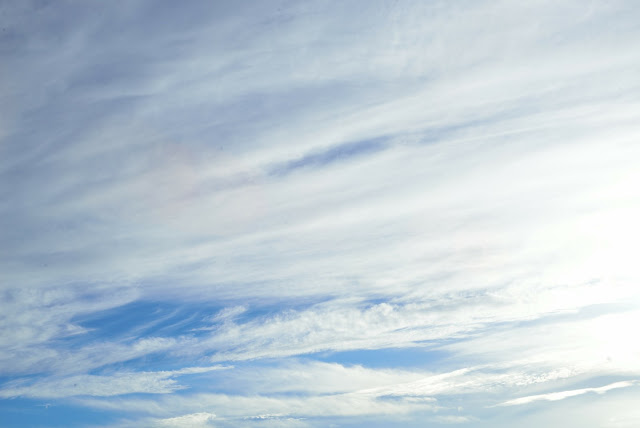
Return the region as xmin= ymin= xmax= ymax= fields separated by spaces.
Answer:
xmin=269 ymin=137 xmax=388 ymax=176
xmin=0 ymin=398 xmax=119 ymax=428
xmin=69 ymin=300 xmax=212 ymax=345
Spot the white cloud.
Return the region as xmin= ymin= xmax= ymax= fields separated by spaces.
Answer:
xmin=76 ymin=390 xmax=435 ymax=422
xmin=196 ymin=279 xmax=638 ymax=362
xmin=157 ymin=412 xmax=216 ymax=428
xmin=497 ymin=381 xmax=639 ymax=406
xmin=0 ymin=366 xmax=229 ymax=399
xmin=68 ymin=361 xmax=596 ymax=423
xmin=0 ymin=285 xmax=139 ymax=375
xmin=2 ymin=0 xmax=639 ymax=305
xmin=441 ymin=309 xmax=640 ymax=377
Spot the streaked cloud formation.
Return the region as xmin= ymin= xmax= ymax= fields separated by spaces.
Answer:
xmin=497 ymin=381 xmax=639 ymax=407
xmin=1 ymin=0 xmax=639 ymax=426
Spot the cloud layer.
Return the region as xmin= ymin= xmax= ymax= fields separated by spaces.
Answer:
xmin=2 ymin=1 xmax=640 ymax=427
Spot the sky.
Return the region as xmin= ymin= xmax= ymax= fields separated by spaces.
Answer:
xmin=1 ymin=0 xmax=640 ymax=427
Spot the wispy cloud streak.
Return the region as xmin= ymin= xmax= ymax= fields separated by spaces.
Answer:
xmin=497 ymin=381 xmax=639 ymax=406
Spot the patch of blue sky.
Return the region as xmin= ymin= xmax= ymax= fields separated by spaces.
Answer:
xmin=60 ymin=305 xmax=202 ymax=361
xmin=68 ymin=295 xmax=340 ymax=344
xmin=0 ymin=398 xmax=118 ymax=428
xmin=269 ymin=137 xmax=389 ymax=176
xmin=73 ymin=300 xmax=199 ymax=339
xmin=314 ymin=347 xmax=451 ymax=370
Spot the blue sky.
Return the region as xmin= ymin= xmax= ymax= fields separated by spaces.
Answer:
xmin=2 ymin=1 xmax=640 ymax=427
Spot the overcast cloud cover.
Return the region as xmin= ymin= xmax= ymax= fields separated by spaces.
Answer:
xmin=1 ymin=0 xmax=640 ymax=427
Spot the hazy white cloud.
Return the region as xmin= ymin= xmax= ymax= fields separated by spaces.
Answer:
xmin=68 ymin=361 xmax=613 ymax=426
xmin=76 ymin=390 xmax=436 ymax=422
xmin=441 ymin=309 xmax=640 ymax=377
xmin=0 ymin=366 xmax=228 ymax=399
xmin=431 ymin=415 xmax=474 ymax=424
